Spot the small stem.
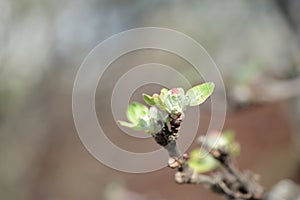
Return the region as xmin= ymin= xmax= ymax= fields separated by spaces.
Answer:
xmin=153 ymin=121 xmax=215 ymax=187
xmin=164 ymin=140 xmax=181 ymax=158
xmin=211 ymin=148 xmax=250 ymax=191
xmin=175 ymin=168 xmax=215 ymax=186
xmin=204 ymin=145 xmax=264 ymax=199
xmin=226 ymin=161 xmax=249 ymax=191
xmin=152 ymin=114 xmax=264 ymax=199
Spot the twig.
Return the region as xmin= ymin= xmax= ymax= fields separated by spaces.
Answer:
xmin=151 ymin=113 xmax=264 ymax=200
xmin=152 ymin=114 xmax=215 ymax=187
xmin=200 ymin=138 xmax=264 ymax=200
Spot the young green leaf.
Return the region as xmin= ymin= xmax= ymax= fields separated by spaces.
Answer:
xmin=148 ymin=107 xmax=163 ymax=133
xmin=188 ymin=148 xmax=219 ymax=173
xmin=143 ymin=93 xmax=156 ymax=106
xmin=159 ymin=88 xmax=187 ymax=114
xmin=119 ymin=103 xmax=163 ymax=134
xmin=186 ymin=82 xmax=215 ymax=106
xmin=203 ymin=130 xmax=240 ymax=156
xmin=118 ymin=120 xmax=141 ymax=130
xmin=163 ymin=93 xmax=174 ymax=113
xmin=153 ymin=94 xmax=166 ymax=110
xmin=229 ymin=142 xmax=240 ymax=156
xmin=126 ymin=102 xmax=148 ymax=124
xmin=137 ymin=118 xmax=148 ymax=129
xmin=222 ymin=130 xmax=235 ymax=144
xmin=118 ymin=120 xmax=136 ymax=128
xmin=160 ymin=88 xmax=169 ymax=99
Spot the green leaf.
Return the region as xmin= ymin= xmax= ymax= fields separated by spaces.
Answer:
xmin=118 ymin=121 xmax=137 ymax=129
xmin=175 ymin=88 xmax=186 ymax=103
xmin=126 ymin=102 xmax=149 ymax=124
xmin=163 ymin=93 xmax=174 ymax=113
xmin=188 ymin=148 xmax=219 ymax=173
xmin=118 ymin=120 xmax=145 ymax=131
xmin=204 ymin=130 xmax=240 ymax=157
xmin=229 ymin=142 xmax=240 ymax=156
xmin=146 ymin=107 xmax=163 ymax=134
xmin=153 ymin=94 xmax=166 ymax=110
xmin=137 ymin=118 xmax=148 ymax=129
xmin=205 ymin=131 xmax=234 ymax=148
xmin=119 ymin=105 xmax=163 ymax=134
xmin=222 ymin=130 xmax=235 ymax=144
xmin=159 ymin=88 xmax=187 ymax=114
xmin=149 ymin=106 xmax=162 ymax=120
xmin=160 ymin=88 xmax=169 ymax=99
xmin=143 ymin=93 xmax=156 ymax=106
xmin=186 ymin=82 xmax=215 ymax=106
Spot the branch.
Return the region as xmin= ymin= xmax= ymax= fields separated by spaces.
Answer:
xmin=200 ymin=138 xmax=264 ymax=200
xmin=152 ymin=114 xmax=215 ymax=187
xmin=152 ymin=113 xmax=265 ymax=200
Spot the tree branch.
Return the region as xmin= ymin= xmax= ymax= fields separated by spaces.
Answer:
xmin=200 ymin=138 xmax=264 ymax=200
xmin=152 ymin=114 xmax=215 ymax=187
xmin=152 ymin=113 xmax=265 ymax=200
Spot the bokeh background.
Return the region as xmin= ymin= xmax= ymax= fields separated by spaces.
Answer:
xmin=1 ymin=0 xmax=300 ymax=199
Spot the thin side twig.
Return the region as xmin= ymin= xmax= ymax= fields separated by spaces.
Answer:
xmin=152 ymin=113 xmax=264 ymax=200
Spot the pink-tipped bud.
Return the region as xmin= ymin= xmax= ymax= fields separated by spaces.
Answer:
xmin=171 ymin=88 xmax=180 ymax=95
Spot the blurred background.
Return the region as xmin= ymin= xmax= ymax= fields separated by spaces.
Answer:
xmin=1 ymin=0 xmax=300 ymax=199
